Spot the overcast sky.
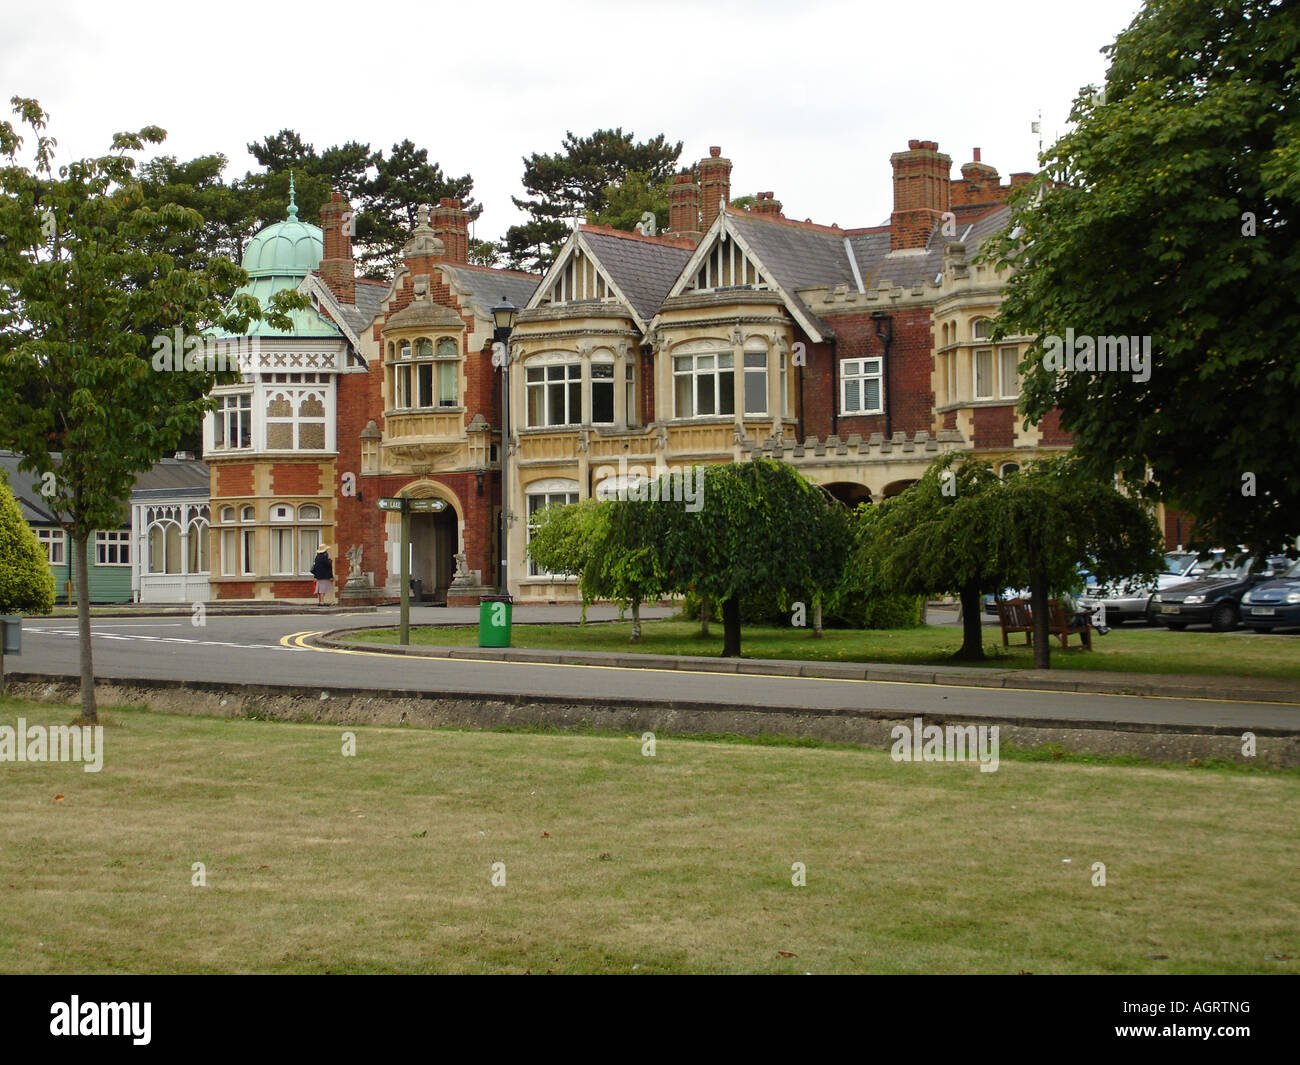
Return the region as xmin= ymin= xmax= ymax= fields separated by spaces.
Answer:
xmin=4 ymin=0 xmax=1144 ymax=245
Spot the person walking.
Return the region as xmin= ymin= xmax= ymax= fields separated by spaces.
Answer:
xmin=310 ymin=546 xmax=334 ymax=607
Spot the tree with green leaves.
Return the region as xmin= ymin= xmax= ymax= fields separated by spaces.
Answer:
xmin=659 ymin=460 xmax=845 ymax=657
xmin=0 ymin=98 xmax=302 ymax=722
xmin=845 ymin=455 xmax=1009 ymax=660
xmin=505 ymin=129 xmax=682 ymax=271
xmin=984 ymin=0 xmax=1300 ymax=558
xmin=587 ymin=170 xmax=672 ymax=236
xmin=796 ymin=488 xmax=852 ymax=638
xmin=525 ymin=498 xmax=607 ymax=622
xmin=584 ymin=493 xmax=674 ymax=643
xmin=972 ymin=458 xmax=1165 ymax=668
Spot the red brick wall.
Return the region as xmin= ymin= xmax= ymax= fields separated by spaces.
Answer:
xmin=1163 ymin=507 xmax=1195 ymax=548
xmin=271 ymin=580 xmax=314 ymax=598
xmin=815 ymin=308 xmax=933 ymax=439
xmin=214 ymin=463 xmax=253 ymax=496
xmin=972 ymin=405 xmax=1015 ymax=449
xmin=1036 ymin=408 xmax=1073 ymax=446
xmin=215 ymin=581 xmax=254 ymax=600
xmin=271 ymin=463 xmax=323 ymax=496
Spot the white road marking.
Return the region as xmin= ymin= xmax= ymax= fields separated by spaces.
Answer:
xmin=28 ymin=629 xmax=290 ymax=651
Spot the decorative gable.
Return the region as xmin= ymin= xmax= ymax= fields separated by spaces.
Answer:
xmin=682 ymin=228 xmax=772 ymax=293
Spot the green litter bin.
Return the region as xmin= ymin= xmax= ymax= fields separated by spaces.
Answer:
xmin=479 ymin=594 xmax=513 ymax=647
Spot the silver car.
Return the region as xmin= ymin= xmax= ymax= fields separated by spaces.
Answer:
xmin=1078 ymin=552 xmax=1202 ymax=626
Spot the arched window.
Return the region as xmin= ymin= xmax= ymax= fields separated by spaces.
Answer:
xmin=271 ymin=504 xmax=293 ymax=522
xmin=188 ymin=517 xmax=209 ymax=573
xmin=437 ymin=337 xmax=458 ymax=357
xmin=147 ymin=521 xmax=182 ymax=574
xmin=241 ymin=506 xmax=255 ymax=522
xmin=1000 ymin=462 xmax=1020 ymax=479
xmin=298 ymin=504 xmax=322 ymax=521
xmin=417 ymin=338 xmax=433 ymax=358
xmin=972 ymin=318 xmax=992 ymax=340
xmin=220 ymin=506 xmax=235 ymax=523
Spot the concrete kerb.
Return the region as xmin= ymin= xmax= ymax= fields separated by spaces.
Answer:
xmin=5 ymin=672 xmax=1300 ymax=767
xmin=311 ymin=628 xmax=1300 ymax=706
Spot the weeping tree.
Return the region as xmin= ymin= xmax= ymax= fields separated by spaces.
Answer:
xmin=848 ymin=455 xmax=1011 ymax=660
xmin=660 ymin=460 xmax=846 ymax=657
xmin=796 ymin=487 xmax=852 ymax=638
xmin=0 ymin=98 xmax=301 ymax=722
xmin=972 ymin=457 xmax=1165 ymax=668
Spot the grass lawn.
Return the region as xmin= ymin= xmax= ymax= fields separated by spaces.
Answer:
xmin=350 ymin=618 xmax=1300 ymax=681
xmin=0 ymin=697 xmax=1295 ymax=974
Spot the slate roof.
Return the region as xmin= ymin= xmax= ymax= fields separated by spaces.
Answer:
xmin=439 ymin=264 xmax=539 ymax=319
xmin=331 ymin=279 xmax=388 ymax=336
xmin=0 ymin=451 xmax=59 ymax=525
xmin=578 ymin=228 xmax=695 ymax=322
xmin=130 ymin=458 xmax=211 ymax=500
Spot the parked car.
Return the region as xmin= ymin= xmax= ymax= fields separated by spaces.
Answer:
xmin=1151 ymin=556 xmax=1290 ymax=631
xmin=1079 ymin=552 xmax=1201 ymax=626
xmin=1239 ymin=558 xmax=1300 ymax=633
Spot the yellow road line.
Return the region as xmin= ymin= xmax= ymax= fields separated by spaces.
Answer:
xmin=282 ymin=631 xmax=1299 ymax=707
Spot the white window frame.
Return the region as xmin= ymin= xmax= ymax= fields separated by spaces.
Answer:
xmin=998 ymin=345 xmax=1020 ymax=399
xmin=38 ymin=527 xmax=66 ymax=565
xmin=673 ymin=351 xmax=735 ymax=419
xmin=95 ymin=530 xmax=131 ymax=566
xmin=525 ymin=361 xmax=582 ymax=428
xmin=214 ymin=393 xmax=252 ymax=451
xmin=840 ymin=358 xmax=884 ymax=415
xmin=591 ymin=359 xmax=615 ymax=425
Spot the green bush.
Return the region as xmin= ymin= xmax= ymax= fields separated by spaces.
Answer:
xmin=678 ymin=588 xmax=791 ymax=625
xmin=0 ymin=468 xmax=55 ymax=615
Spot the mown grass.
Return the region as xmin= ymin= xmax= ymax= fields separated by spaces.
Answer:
xmin=349 ymin=618 xmax=1300 ymax=681
xmin=0 ymin=697 xmax=1295 ymax=974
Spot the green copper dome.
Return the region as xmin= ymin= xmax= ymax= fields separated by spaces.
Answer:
xmin=241 ymin=176 xmax=324 ymax=278
xmin=232 ymin=176 xmax=341 ymax=339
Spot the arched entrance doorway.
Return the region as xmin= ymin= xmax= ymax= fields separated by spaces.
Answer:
xmin=410 ymin=506 xmax=457 ymax=603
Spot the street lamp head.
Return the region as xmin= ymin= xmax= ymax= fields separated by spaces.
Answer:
xmin=492 ymin=296 xmax=519 ymax=336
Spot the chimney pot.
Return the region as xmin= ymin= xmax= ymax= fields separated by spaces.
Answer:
xmin=709 ymin=146 xmax=721 ymax=158
xmin=973 ymin=147 xmax=981 ymax=162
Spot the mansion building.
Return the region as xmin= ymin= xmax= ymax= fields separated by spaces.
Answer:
xmin=199 ymin=138 xmax=1125 ymax=605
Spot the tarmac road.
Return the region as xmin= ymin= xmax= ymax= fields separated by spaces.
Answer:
xmin=10 ymin=608 xmax=1300 ymax=734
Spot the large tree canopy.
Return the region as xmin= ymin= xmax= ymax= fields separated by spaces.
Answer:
xmin=504 ymin=128 xmax=681 ymax=272
xmin=986 ymin=0 xmax=1300 ymax=558
xmin=0 ymin=97 xmax=302 ymax=721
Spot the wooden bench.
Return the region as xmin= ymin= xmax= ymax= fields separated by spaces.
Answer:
xmin=996 ymin=597 xmax=1093 ymax=650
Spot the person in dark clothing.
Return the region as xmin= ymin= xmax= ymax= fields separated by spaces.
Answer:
xmin=310 ymin=546 xmax=334 ymax=606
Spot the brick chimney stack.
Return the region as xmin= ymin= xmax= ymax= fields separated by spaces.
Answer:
xmin=750 ymin=191 xmax=783 ymax=218
xmin=667 ymin=171 xmax=702 ymax=240
xmin=955 ymin=146 xmax=1001 ymax=204
xmin=431 ymin=197 xmax=469 ymax=264
xmin=318 ymin=192 xmax=356 ymax=304
xmin=889 ymin=139 xmax=952 ymax=251
xmin=699 ymin=146 xmax=732 ymax=232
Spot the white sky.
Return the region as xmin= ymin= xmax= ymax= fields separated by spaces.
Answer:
xmin=3 ymin=0 xmax=1144 ymax=244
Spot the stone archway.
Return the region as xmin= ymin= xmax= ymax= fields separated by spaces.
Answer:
xmin=397 ymin=480 xmax=464 ymax=604
xmin=823 ymin=481 xmax=872 ymax=507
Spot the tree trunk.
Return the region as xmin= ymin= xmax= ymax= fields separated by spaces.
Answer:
xmin=73 ymin=531 xmax=97 ymax=723
xmin=812 ymin=594 xmax=823 ymax=638
xmin=1030 ymin=570 xmax=1051 ymax=670
xmin=699 ymin=595 xmax=710 ymax=637
xmin=721 ymin=597 xmax=742 ymax=657
xmin=954 ymin=583 xmax=985 ymax=660
xmin=630 ymin=598 xmax=642 ymax=643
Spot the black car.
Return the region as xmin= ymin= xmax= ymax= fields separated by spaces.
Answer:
xmin=1151 ymin=556 xmax=1290 ymax=631
xmin=1240 ymin=559 xmax=1300 ymax=633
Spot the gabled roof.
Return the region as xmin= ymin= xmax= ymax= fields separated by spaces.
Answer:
xmin=526 ymin=226 xmax=695 ymax=333
xmin=0 ymin=451 xmax=59 ymax=525
xmin=576 ymin=227 xmax=695 ymax=323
